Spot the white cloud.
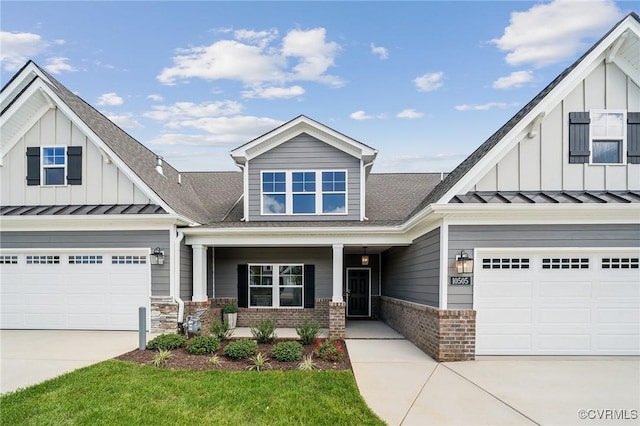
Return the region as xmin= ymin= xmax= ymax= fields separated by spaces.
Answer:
xmin=397 ymin=109 xmax=424 ymax=119
xmin=144 ymin=100 xmax=243 ymax=121
xmin=492 ymin=70 xmax=534 ymax=89
xmin=106 ymin=113 xmax=143 ymax=129
xmin=350 ymin=110 xmax=374 ymax=120
xmin=370 ymin=43 xmax=388 ymax=60
xmin=1 ymin=31 xmax=46 ymax=71
xmin=242 ymin=85 xmax=305 ymax=99
xmin=96 ymin=92 xmax=124 ymax=106
xmin=147 ymin=94 xmax=164 ymax=102
xmin=44 ymin=57 xmax=77 ymax=74
xmin=157 ymin=27 xmax=342 ymax=88
xmin=414 ymin=72 xmax=444 ymax=92
xmin=491 ymin=0 xmax=621 ymax=67
xmin=455 ymin=102 xmax=519 ymax=111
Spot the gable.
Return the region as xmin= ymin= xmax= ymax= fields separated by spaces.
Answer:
xmin=473 ymin=60 xmax=640 ymax=193
xmin=1 ymin=108 xmax=153 ymax=206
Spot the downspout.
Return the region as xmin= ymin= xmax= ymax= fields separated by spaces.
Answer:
xmin=361 ymin=159 xmax=375 ymax=221
xmin=175 ymin=231 xmax=185 ymax=324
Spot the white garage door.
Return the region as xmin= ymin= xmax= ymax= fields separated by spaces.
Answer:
xmin=475 ymin=249 xmax=640 ymax=355
xmin=0 ymin=251 xmax=150 ymax=330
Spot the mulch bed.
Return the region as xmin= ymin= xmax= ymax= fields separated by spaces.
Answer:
xmin=116 ymin=339 xmax=351 ymax=372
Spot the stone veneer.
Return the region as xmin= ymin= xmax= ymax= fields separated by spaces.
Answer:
xmin=150 ymin=296 xmax=178 ymax=333
xmin=379 ymin=296 xmax=476 ymax=361
xmin=210 ymin=298 xmax=331 ymax=328
xmin=329 ymin=302 xmax=346 ymax=339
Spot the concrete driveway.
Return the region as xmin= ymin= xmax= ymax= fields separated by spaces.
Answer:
xmin=347 ymin=339 xmax=640 ymax=425
xmin=0 ymin=330 xmax=140 ymax=394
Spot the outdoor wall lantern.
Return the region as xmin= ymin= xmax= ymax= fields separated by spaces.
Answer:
xmin=455 ymin=250 xmax=474 ymax=274
xmin=361 ymin=247 xmax=370 ymax=266
xmin=150 ymin=247 xmax=165 ymax=265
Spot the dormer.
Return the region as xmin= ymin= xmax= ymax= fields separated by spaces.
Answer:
xmin=230 ymin=116 xmax=377 ymax=222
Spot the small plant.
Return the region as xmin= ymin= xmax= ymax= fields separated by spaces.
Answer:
xmin=246 ymin=352 xmax=271 ymax=371
xmin=295 ymin=317 xmax=321 ymax=345
xmin=186 ymin=335 xmax=220 ymax=355
xmin=151 ymin=349 xmax=173 ymax=367
xmin=210 ymin=319 xmax=234 ymax=341
xmin=250 ymin=318 xmax=277 ymax=343
xmin=208 ymin=354 xmax=223 ymax=367
xmin=298 ymin=354 xmax=319 ymax=371
xmin=271 ymin=341 xmax=303 ymax=362
xmin=147 ymin=333 xmax=186 ymax=351
xmin=313 ymin=338 xmax=345 ymax=362
xmin=223 ymin=339 xmax=258 ymax=360
xmin=222 ymin=303 xmax=238 ymax=314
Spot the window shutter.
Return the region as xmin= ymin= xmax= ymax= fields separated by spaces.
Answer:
xmin=26 ymin=147 xmax=41 ymax=185
xmin=303 ymin=264 xmax=315 ymax=308
xmin=569 ymin=112 xmax=590 ymax=163
xmin=627 ymin=112 xmax=640 ymax=164
xmin=67 ymin=146 xmax=83 ymax=185
xmin=237 ymin=264 xmax=248 ymax=308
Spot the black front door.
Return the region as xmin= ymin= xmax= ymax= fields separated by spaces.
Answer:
xmin=347 ymin=269 xmax=370 ymax=317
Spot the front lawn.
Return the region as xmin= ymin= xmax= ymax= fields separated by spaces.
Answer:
xmin=1 ymin=360 xmax=383 ymax=425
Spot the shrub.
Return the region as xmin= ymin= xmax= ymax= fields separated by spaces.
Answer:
xmin=313 ymin=339 xmax=345 ymax=362
xmin=151 ymin=349 xmax=173 ymax=367
xmin=208 ymin=355 xmax=222 ymax=367
xmin=271 ymin=341 xmax=303 ymax=362
xmin=186 ymin=335 xmax=220 ymax=355
xmin=222 ymin=303 xmax=238 ymax=314
xmin=223 ymin=339 xmax=258 ymax=359
xmin=246 ymin=352 xmax=271 ymax=371
xmin=210 ymin=319 xmax=234 ymax=341
xmin=147 ymin=333 xmax=186 ymax=351
xmin=251 ymin=318 xmax=277 ymax=343
xmin=298 ymin=354 xmax=319 ymax=371
xmin=295 ymin=318 xmax=321 ymax=345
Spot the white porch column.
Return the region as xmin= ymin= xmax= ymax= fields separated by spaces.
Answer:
xmin=210 ymin=246 xmax=215 ymax=299
xmin=192 ymin=244 xmax=207 ymax=302
xmin=332 ymin=243 xmax=344 ymax=303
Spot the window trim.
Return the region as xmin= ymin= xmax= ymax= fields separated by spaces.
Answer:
xmin=260 ymin=170 xmax=348 ymax=216
xmin=589 ymin=109 xmax=627 ymax=165
xmin=41 ymin=146 xmax=67 ymax=186
xmin=248 ymin=263 xmax=304 ymax=308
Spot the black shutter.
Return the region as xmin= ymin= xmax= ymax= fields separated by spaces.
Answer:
xmin=627 ymin=112 xmax=640 ymax=164
xmin=26 ymin=147 xmax=41 ymax=185
xmin=67 ymin=146 xmax=82 ymax=185
xmin=303 ymin=264 xmax=315 ymax=308
xmin=569 ymin=112 xmax=590 ymax=163
xmin=237 ymin=264 xmax=248 ymax=308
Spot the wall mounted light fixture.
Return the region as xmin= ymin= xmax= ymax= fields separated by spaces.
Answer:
xmin=455 ymin=250 xmax=473 ymax=274
xmin=361 ymin=247 xmax=369 ymax=266
xmin=150 ymin=247 xmax=165 ymax=265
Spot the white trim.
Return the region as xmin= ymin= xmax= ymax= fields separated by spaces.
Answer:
xmin=439 ymin=220 xmax=448 ymax=309
xmin=0 ymin=215 xmax=187 ymax=231
xmin=40 ymin=145 xmax=67 ymax=187
xmin=0 ymin=247 xmax=149 ymax=255
xmin=332 ymin=244 xmax=344 ymax=303
xmin=192 ymin=244 xmax=208 ymax=302
xmin=169 ymin=225 xmax=177 ymax=298
xmin=346 ymin=267 xmax=371 ymax=317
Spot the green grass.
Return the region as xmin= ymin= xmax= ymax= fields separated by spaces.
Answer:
xmin=1 ymin=360 xmax=384 ymax=425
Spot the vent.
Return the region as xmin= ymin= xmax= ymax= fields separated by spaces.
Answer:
xmin=602 ymin=257 xmax=639 ymax=269
xmin=482 ymin=258 xmax=530 ymax=269
xmin=542 ymin=258 xmax=589 ymax=269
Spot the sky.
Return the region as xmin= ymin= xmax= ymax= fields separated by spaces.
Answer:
xmin=1 ymin=1 xmax=636 ymax=173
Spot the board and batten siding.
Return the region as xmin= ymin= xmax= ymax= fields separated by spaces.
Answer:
xmin=247 ymin=133 xmax=361 ymax=221
xmin=474 ymin=61 xmax=640 ymax=193
xmin=381 ymin=228 xmax=440 ymax=307
xmin=447 ymin=224 xmax=640 ymax=309
xmin=211 ymin=247 xmax=332 ymax=299
xmin=0 ymin=230 xmax=170 ymax=296
xmin=1 ymin=108 xmax=152 ymax=206
xmin=180 ymin=238 xmax=193 ymax=300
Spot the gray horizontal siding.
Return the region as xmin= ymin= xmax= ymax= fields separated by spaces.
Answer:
xmin=180 ymin=238 xmax=193 ymax=300
xmin=213 ymin=247 xmax=332 ymax=298
xmin=381 ymin=228 xmax=440 ymax=307
xmin=448 ymin=224 xmax=640 ymax=309
xmin=0 ymin=230 xmax=171 ymax=296
xmin=248 ymin=133 xmax=361 ymax=221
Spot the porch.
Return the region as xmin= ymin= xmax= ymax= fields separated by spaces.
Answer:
xmin=230 ymin=320 xmax=403 ymax=340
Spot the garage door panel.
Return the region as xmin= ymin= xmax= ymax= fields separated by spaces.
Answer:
xmin=1 ymin=252 xmax=150 ymax=331
xmin=476 ymin=250 xmax=640 ymax=355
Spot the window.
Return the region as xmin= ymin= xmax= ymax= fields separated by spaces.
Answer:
xmin=69 ymin=255 xmax=103 ymax=264
xmin=482 ymin=258 xmax=530 ymax=270
xmin=42 ymin=147 xmax=66 ymax=185
xmin=0 ymin=255 xmax=18 ymax=264
xmin=602 ymin=258 xmax=639 ymax=269
xmin=249 ymin=264 xmax=303 ymax=308
xmin=111 ymin=255 xmax=146 ymax=264
xmin=322 ymin=171 xmax=346 ymax=214
xmin=590 ymin=111 xmax=626 ymax=164
xmin=262 ymin=172 xmax=286 ymax=214
xmin=26 ymin=255 xmax=60 ymax=264
xmin=542 ymin=258 xmax=589 ymax=270
xmin=261 ymin=170 xmax=348 ymax=215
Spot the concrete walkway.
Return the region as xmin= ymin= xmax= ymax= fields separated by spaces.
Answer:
xmin=346 ymin=322 xmax=640 ymax=426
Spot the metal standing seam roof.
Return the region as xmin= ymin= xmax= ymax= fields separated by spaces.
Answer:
xmin=0 ymin=204 xmax=167 ymax=216
xmin=450 ymin=191 xmax=640 ymax=204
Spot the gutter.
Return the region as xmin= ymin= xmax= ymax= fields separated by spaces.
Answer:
xmin=175 ymin=230 xmax=185 ymax=323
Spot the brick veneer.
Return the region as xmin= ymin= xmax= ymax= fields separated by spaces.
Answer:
xmin=329 ymin=302 xmax=346 ymax=339
xmin=379 ymin=296 xmax=476 ymax=361
xmin=150 ymin=296 xmax=178 ymax=333
xmin=184 ymin=300 xmax=213 ymax=335
xmin=210 ymin=298 xmax=331 ymax=328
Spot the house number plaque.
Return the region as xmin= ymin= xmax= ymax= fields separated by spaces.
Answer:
xmin=450 ymin=276 xmax=472 ymax=285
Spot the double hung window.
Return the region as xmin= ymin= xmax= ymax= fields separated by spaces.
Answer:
xmin=42 ymin=147 xmax=66 ymax=185
xmin=249 ymin=264 xmax=303 ymax=307
xmin=590 ymin=111 xmax=626 ymax=164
